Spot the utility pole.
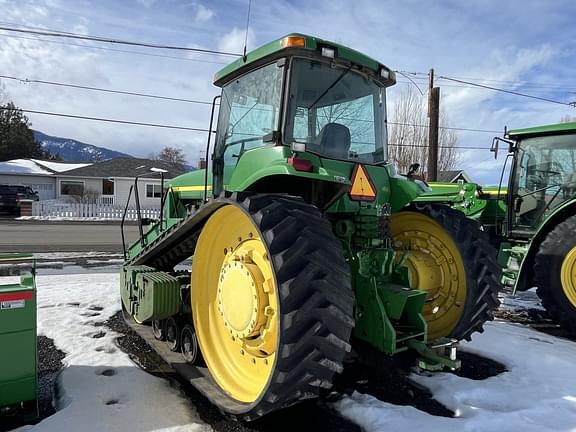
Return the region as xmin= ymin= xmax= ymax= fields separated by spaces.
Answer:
xmin=427 ymin=68 xmax=440 ymax=182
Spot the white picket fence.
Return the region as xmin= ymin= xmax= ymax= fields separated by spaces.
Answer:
xmin=32 ymin=201 xmax=161 ymax=220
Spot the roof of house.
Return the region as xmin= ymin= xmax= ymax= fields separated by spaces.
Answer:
xmin=61 ymin=157 xmax=189 ymax=179
xmin=438 ymin=170 xmax=472 ymax=183
xmin=0 ymin=159 xmax=90 ymax=175
xmin=31 ymin=159 xmax=91 ymax=173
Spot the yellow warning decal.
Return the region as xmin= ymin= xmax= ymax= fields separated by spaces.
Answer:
xmin=349 ymin=164 xmax=377 ymax=201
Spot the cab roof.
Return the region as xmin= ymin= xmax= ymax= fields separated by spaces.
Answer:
xmin=508 ymin=121 xmax=576 ymax=138
xmin=213 ymin=33 xmax=395 ymax=87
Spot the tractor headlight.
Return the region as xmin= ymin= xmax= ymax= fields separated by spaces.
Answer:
xmin=321 ymin=47 xmax=335 ymax=59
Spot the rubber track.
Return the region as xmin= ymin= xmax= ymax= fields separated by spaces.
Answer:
xmin=235 ymin=194 xmax=355 ymax=419
xmin=534 ymin=215 xmax=576 ymax=333
xmin=410 ymin=203 xmax=502 ymax=341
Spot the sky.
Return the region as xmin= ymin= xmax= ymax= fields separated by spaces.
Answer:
xmin=1 ymin=0 xmax=576 ymax=183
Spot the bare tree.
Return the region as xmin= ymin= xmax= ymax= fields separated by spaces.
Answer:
xmin=156 ymin=146 xmax=187 ymax=171
xmin=0 ymin=81 xmax=7 ymax=106
xmin=70 ymin=188 xmax=101 ymax=204
xmin=388 ymin=86 xmax=460 ymax=178
xmin=560 ymin=115 xmax=576 ymax=123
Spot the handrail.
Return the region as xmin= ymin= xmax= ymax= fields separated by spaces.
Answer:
xmin=204 ymin=95 xmax=220 ymax=202
xmin=159 ymin=172 xmax=165 ymax=229
xmin=133 ymin=176 xmax=146 ymax=248
xmin=120 ymin=184 xmax=134 ymax=260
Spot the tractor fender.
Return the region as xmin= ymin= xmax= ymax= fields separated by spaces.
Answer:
xmin=515 ymin=200 xmax=576 ymax=292
xmin=228 ymin=146 xmax=351 ymax=192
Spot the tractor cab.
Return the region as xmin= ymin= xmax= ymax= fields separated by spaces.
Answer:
xmin=506 ymin=123 xmax=576 ymax=236
xmin=210 ymin=34 xmax=395 ymax=200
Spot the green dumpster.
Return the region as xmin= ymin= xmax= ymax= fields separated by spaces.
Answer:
xmin=0 ymin=266 xmax=38 ymax=421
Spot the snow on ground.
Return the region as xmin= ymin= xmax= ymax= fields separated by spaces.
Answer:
xmin=4 ymin=269 xmax=576 ymax=432
xmin=499 ymin=287 xmax=546 ymax=312
xmin=4 ymin=273 xmax=210 ymax=432
xmin=336 ymin=320 xmax=576 ymax=432
xmin=31 ymin=252 xmax=122 ymax=260
xmin=17 ymin=216 xmax=123 ymax=222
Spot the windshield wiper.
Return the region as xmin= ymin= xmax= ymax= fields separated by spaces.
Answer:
xmin=308 ymin=64 xmax=353 ymax=111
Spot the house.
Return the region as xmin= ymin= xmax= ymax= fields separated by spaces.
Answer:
xmin=0 ymin=158 xmax=188 ymax=208
xmin=437 ymin=170 xmax=473 ymax=184
xmin=55 ymin=158 xmax=188 ymax=207
xmin=0 ymin=159 xmax=90 ymax=200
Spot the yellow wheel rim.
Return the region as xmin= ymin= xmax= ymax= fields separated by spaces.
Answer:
xmin=561 ymin=246 xmax=576 ymax=307
xmin=390 ymin=211 xmax=467 ymax=340
xmin=191 ymin=205 xmax=278 ymax=403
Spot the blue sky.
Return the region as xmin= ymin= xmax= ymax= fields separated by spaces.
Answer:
xmin=1 ymin=0 xmax=575 ymax=183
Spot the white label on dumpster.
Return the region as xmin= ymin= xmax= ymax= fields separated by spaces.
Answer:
xmin=1 ymin=300 xmax=25 ymax=309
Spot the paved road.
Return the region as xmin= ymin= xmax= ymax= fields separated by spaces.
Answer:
xmin=0 ymin=220 xmax=140 ymax=252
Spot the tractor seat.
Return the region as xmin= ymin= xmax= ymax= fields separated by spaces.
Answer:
xmin=315 ymin=123 xmax=351 ymax=160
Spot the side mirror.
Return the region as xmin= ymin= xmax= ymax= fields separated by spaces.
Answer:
xmin=407 ymin=163 xmax=420 ymax=177
xmin=490 ymin=137 xmax=499 ymax=160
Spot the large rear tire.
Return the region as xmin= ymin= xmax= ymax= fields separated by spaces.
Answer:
xmin=390 ymin=204 xmax=501 ymax=341
xmin=534 ymin=215 xmax=576 ymax=333
xmin=191 ymin=194 xmax=354 ymax=419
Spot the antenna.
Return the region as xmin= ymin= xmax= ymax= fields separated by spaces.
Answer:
xmin=243 ymin=0 xmax=252 ymax=62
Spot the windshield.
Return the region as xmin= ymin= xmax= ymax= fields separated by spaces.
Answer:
xmin=285 ymin=58 xmax=387 ymax=164
xmin=512 ymin=133 xmax=576 ymax=230
xmin=215 ymin=62 xmax=284 ymax=166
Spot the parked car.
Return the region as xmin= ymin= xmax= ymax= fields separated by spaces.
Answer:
xmin=0 ymin=185 xmax=39 ymax=215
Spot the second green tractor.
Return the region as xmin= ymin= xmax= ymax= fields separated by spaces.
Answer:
xmin=423 ymin=122 xmax=576 ymax=333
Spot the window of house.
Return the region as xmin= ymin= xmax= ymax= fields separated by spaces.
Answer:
xmin=146 ymin=184 xmax=162 ymax=198
xmin=102 ymin=179 xmax=114 ymax=195
xmin=60 ymin=181 xmax=84 ymax=196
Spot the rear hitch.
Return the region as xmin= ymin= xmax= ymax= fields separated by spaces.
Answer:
xmin=407 ymin=338 xmax=461 ymax=371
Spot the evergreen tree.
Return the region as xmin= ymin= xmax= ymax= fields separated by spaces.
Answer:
xmin=0 ymin=102 xmax=45 ymax=161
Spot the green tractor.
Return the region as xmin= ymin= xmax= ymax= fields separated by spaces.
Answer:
xmin=424 ymin=122 xmax=576 ymax=332
xmin=120 ymin=34 xmax=500 ymax=419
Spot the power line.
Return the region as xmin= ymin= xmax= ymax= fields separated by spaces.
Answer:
xmin=0 ymin=106 xmax=212 ymax=132
xmin=0 ymin=24 xmax=242 ymax=58
xmin=387 ymin=121 xmax=501 ymax=134
xmin=389 ymin=142 xmax=492 ymax=150
xmin=0 ymin=71 xmax=508 ymax=135
xmin=439 ymin=75 xmax=574 ymax=106
xmin=0 ymin=32 xmax=229 ymax=65
xmin=400 ymin=70 xmax=576 ymax=91
xmin=0 ymin=74 xmax=216 ymax=105
xmin=0 ymin=72 xmax=504 ymax=134
xmin=0 ymin=106 xmax=494 ymax=150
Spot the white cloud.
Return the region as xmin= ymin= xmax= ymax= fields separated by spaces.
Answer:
xmin=442 ymin=45 xmax=556 ymax=113
xmin=194 ymin=4 xmax=214 ymax=23
xmin=217 ymin=27 xmax=255 ymax=54
xmin=136 ymin=0 xmax=156 ymax=8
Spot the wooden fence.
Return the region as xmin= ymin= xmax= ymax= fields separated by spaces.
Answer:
xmin=32 ymin=201 xmax=161 ymax=220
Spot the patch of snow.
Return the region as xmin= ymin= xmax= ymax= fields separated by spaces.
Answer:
xmin=32 ymin=252 xmax=122 ymax=260
xmin=336 ymin=321 xmax=576 ymax=432
xmin=0 ymin=159 xmax=52 ymax=175
xmin=499 ymin=288 xmax=545 ymax=312
xmin=17 ymin=216 xmax=122 ymax=221
xmin=31 ymin=159 xmax=91 ymax=173
xmin=3 ymin=273 xmax=209 ymax=432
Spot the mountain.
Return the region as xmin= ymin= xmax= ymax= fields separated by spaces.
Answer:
xmin=33 ymin=130 xmax=133 ymax=162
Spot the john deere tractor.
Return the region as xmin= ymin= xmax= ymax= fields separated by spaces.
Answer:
xmin=423 ymin=122 xmax=576 ymax=332
xmin=120 ymin=34 xmax=500 ymax=419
